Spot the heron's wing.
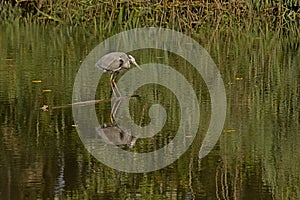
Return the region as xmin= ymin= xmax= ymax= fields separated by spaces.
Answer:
xmin=95 ymin=52 xmax=128 ymax=72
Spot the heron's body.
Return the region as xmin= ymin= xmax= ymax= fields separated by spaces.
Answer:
xmin=95 ymin=52 xmax=141 ymax=96
xmin=96 ymin=52 xmax=131 ymax=73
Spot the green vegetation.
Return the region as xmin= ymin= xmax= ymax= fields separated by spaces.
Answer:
xmin=1 ymin=0 xmax=299 ymax=34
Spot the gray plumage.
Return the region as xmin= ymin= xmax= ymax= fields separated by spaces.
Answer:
xmin=96 ymin=52 xmax=140 ymax=73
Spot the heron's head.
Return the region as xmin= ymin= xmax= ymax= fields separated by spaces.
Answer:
xmin=128 ymin=55 xmax=142 ymax=70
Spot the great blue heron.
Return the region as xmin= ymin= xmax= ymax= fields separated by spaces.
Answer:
xmin=96 ymin=125 xmax=138 ymax=148
xmin=95 ymin=52 xmax=141 ymax=96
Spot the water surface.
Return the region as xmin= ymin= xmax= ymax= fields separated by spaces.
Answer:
xmin=0 ymin=24 xmax=299 ymax=199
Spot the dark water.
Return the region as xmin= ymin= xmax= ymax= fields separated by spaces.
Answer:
xmin=0 ymin=24 xmax=299 ymax=199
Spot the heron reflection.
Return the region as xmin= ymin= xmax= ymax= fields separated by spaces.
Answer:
xmin=96 ymin=96 xmax=138 ymax=148
xmin=95 ymin=124 xmax=137 ymax=148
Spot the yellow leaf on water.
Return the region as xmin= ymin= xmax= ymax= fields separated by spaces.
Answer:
xmin=235 ymin=77 xmax=243 ymax=81
xmin=224 ymin=129 xmax=237 ymax=133
xmin=42 ymin=89 xmax=52 ymax=92
xmin=32 ymin=80 xmax=42 ymax=83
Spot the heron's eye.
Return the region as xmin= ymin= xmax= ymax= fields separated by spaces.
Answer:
xmin=128 ymin=55 xmax=133 ymax=60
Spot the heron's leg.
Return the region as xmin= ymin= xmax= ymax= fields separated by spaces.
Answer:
xmin=110 ymin=73 xmax=118 ymax=97
xmin=110 ymin=97 xmax=121 ymax=124
xmin=112 ymin=72 xmax=121 ymax=97
xmin=112 ymin=78 xmax=121 ymax=97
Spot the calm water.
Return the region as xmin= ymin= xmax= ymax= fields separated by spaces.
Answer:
xmin=0 ymin=24 xmax=299 ymax=199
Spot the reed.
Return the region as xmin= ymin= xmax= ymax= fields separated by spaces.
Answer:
xmin=0 ymin=1 xmax=23 ymax=23
xmin=1 ymin=0 xmax=299 ymax=34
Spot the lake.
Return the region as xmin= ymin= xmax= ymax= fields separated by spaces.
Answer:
xmin=0 ymin=24 xmax=299 ymax=199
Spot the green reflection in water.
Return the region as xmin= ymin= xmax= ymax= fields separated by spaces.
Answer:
xmin=0 ymin=24 xmax=299 ymax=199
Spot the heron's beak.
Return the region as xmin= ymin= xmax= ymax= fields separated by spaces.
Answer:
xmin=133 ymin=61 xmax=142 ymax=71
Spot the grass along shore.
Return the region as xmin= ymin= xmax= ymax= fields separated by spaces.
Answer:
xmin=1 ymin=0 xmax=299 ymax=35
